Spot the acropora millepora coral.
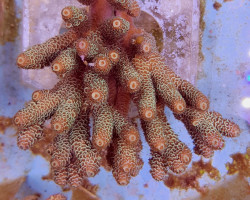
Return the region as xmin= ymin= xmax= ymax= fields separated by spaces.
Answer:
xmin=14 ymin=0 xmax=240 ymax=187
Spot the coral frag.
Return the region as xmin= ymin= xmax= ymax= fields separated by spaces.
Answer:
xmin=14 ymin=0 xmax=240 ymax=187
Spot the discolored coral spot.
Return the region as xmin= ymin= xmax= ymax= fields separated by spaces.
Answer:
xmin=128 ymin=79 xmax=140 ymax=92
xmin=112 ymin=19 xmax=122 ymax=29
xmin=142 ymin=109 xmax=155 ymax=121
xmin=32 ymin=91 xmax=42 ymax=102
xmin=122 ymin=164 xmax=131 ymax=173
xmin=17 ymin=140 xmax=29 ymax=150
xmin=78 ymin=14 xmax=84 ymax=20
xmin=91 ymin=90 xmax=102 ymax=101
xmin=46 ymin=145 xmax=54 ymax=155
xmin=129 ymin=135 xmax=136 ymax=142
xmin=16 ymin=54 xmax=28 ymax=68
xmin=117 ymin=178 xmax=129 ymax=186
xmin=13 ymin=115 xmax=25 ymax=126
xmin=76 ymin=39 xmax=89 ymax=52
xmin=192 ymin=120 xmax=200 ymax=126
xmin=171 ymin=161 xmax=186 ymax=174
xmin=211 ymin=138 xmax=224 ymax=150
xmin=135 ymin=35 xmax=144 ymax=44
xmin=61 ymin=7 xmax=72 ymax=19
xmin=95 ymin=57 xmax=111 ymax=73
xmin=128 ymin=0 xmax=141 ymax=17
xmin=122 ymin=127 xmax=139 ymax=144
xmin=70 ymin=110 xmax=77 ymax=118
xmin=142 ymin=43 xmax=151 ymax=53
xmin=78 ymin=41 xmax=88 ymax=49
xmin=95 ymin=138 xmax=104 ymax=148
xmin=199 ymin=101 xmax=208 ymax=111
xmin=47 ymin=194 xmax=67 ymax=200
xmin=174 ymin=101 xmax=186 ymax=113
xmin=67 ymin=99 xmax=73 ymax=104
xmin=53 ymin=123 xmax=62 ymax=132
xmin=14 ymin=116 xmax=20 ymax=125
xmin=51 ymin=160 xmax=60 ymax=168
xmin=156 ymin=143 xmax=165 ymax=151
xmin=109 ymin=51 xmax=120 ymax=62
xmin=180 ymin=147 xmax=192 ymax=164
xmin=229 ymin=124 xmax=241 ymax=137
xmin=52 ymin=119 xmax=68 ymax=132
xmin=86 ymin=170 xmax=95 ymax=177
xmin=52 ymin=63 xmax=62 ymax=72
xmin=66 ymin=22 xmax=73 ymax=28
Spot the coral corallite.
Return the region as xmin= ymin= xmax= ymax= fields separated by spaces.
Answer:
xmin=14 ymin=0 xmax=241 ymax=188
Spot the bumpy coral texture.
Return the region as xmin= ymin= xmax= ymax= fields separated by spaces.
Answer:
xmin=14 ymin=0 xmax=240 ymax=187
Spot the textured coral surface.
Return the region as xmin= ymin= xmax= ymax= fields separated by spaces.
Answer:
xmin=13 ymin=0 xmax=241 ymax=188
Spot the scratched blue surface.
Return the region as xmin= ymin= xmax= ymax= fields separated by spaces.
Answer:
xmin=0 ymin=0 xmax=249 ymax=200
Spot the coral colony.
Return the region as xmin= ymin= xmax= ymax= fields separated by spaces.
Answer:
xmin=14 ymin=0 xmax=240 ymax=187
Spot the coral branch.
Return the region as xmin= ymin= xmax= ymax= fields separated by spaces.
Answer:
xmin=17 ymin=30 xmax=78 ymax=69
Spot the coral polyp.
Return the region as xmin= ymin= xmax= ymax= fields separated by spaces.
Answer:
xmin=14 ymin=0 xmax=240 ymax=188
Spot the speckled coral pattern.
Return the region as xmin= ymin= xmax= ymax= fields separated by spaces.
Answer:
xmin=13 ymin=0 xmax=240 ymax=188
xmin=51 ymin=133 xmax=71 ymax=168
xmin=16 ymin=30 xmax=78 ymax=69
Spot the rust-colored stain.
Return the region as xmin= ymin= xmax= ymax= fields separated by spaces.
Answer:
xmin=0 ymin=116 xmax=13 ymax=134
xmin=163 ymin=149 xmax=250 ymax=199
xmin=164 ymin=159 xmax=220 ymax=193
xmin=226 ymin=147 xmax=250 ymax=177
xmin=199 ymin=0 xmax=206 ymax=62
xmin=195 ymin=148 xmax=250 ymax=200
xmin=22 ymin=193 xmax=41 ymax=200
xmin=71 ymin=185 xmax=100 ymax=200
xmin=0 ymin=176 xmax=26 ymax=200
xmin=197 ymin=175 xmax=249 ymax=200
xmin=99 ymin=149 xmax=112 ymax=172
xmin=0 ymin=143 xmax=4 ymax=153
xmin=0 ymin=0 xmax=20 ymax=45
xmin=30 ymin=127 xmax=56 ymax=161
xmin=213 ymin=2 xmax=222 ymax=11
xmin=42 ymin=170 xmax=54 ymax=182
xmin=212 ymin=0 xmax=234 ymax=12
